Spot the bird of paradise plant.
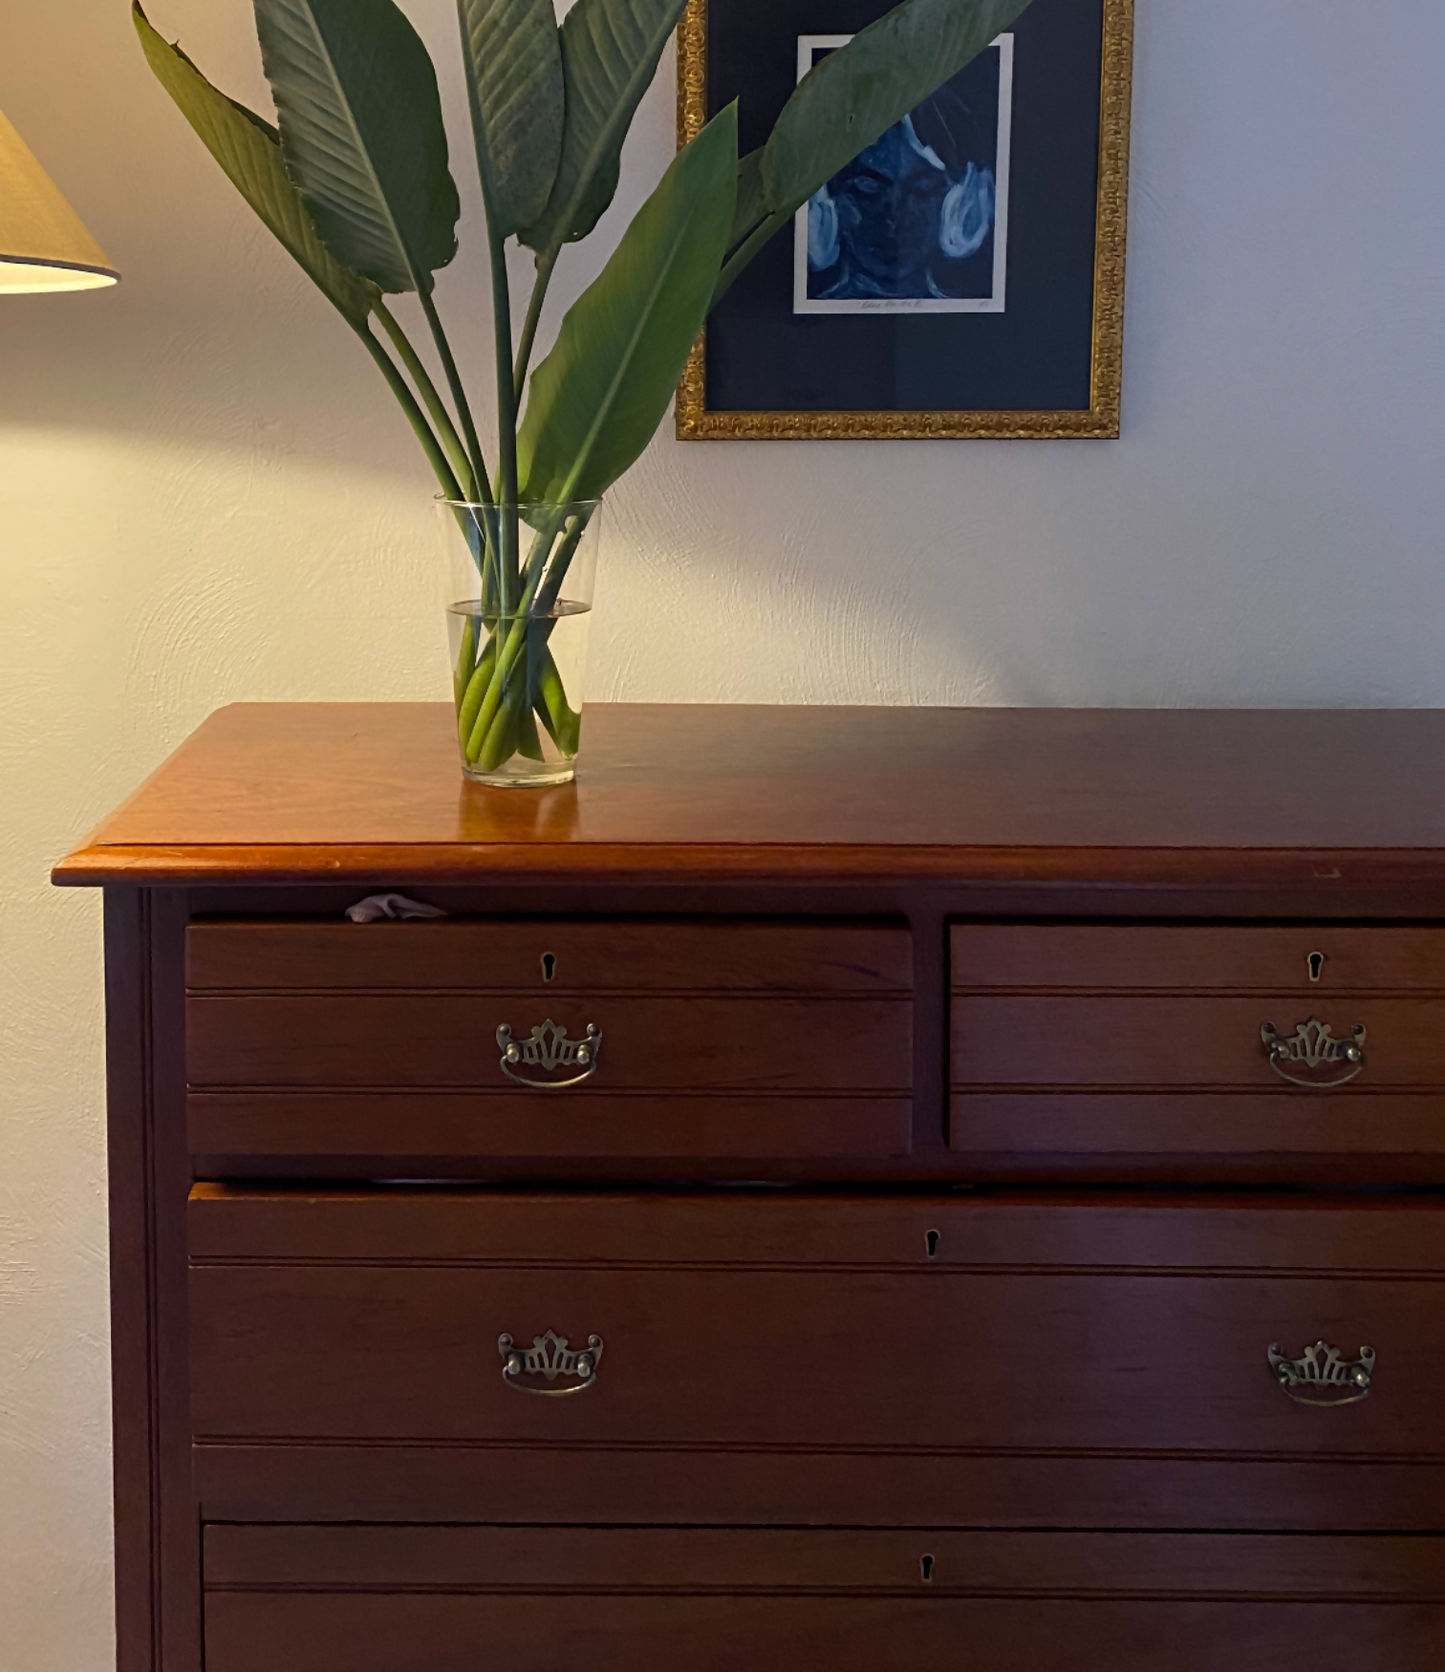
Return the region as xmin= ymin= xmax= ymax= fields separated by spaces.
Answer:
xmin=134 ymin=0 xmax=1033 ymax=780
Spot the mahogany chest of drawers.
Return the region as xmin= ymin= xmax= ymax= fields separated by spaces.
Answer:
xmin=55 ymin=703 xmax=1445 ymax=1672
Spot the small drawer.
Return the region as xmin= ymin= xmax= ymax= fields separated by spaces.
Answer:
xmin=190 ymin=1188 xmax=1445 ymax=1530
xmin=951 ymin=925 xmax=1445 ymax=1176
xmin=186 ymin=920 xmax=913 ymax=1165
xmin=203 ymin=1525 xmax=1445 ymax=1672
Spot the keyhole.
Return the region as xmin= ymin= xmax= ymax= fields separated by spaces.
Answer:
xmin=1307 ymin=951 xmax=1325 ymax=983
xmin=541 ymin=952 xmax=557 ymax=982
xmin=925 ymin=1229 xmax=941 ymax=1260
xmin=920 ymin=1554 xmax=935 ymax=1583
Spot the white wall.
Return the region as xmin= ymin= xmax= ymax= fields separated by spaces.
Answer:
xmin=3 ymin=0 xmax=1445 ymax=1664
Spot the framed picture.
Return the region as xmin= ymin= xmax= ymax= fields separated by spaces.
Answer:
xmin=676 ymin=0 xmax=1134 ymax=439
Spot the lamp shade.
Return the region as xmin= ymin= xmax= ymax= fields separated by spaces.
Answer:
xmin=0 ymin=107 xmax=117 ymax=293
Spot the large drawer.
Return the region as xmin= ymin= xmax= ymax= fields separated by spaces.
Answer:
xmin=203 ymin=1526 xmax=1445 ymax=1672
xmin=190 ymin=1188 xmax=1445 ymax=1529
xmin=951 ymin=925 xmax=1445 ymax=1177
xmin=187 ymin=919 xmax=913 ymax=1165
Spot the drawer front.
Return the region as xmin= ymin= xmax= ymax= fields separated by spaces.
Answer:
xmin=188 ymin=921 xmax=914 ymax=993
xmin=189 ymin=993 xmax=909 ymax=1091
xmin=953 ymin=995 xmax=1440 ymax=1086
xmin=187 ymin=920 xmax=912 ymax=1164
xmin=953 ymin=926 xmax=1445 ymax=993
xmin=204 ymin=1526 xmax=1445 ymax=1672
xmin=951 ymin=926 xmax=1445 ymax=1174
xmin=190 ymin=1190 xmax=1445 ymax=1527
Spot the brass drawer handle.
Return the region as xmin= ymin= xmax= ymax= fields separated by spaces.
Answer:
xmin=1268 ymin=1339 xmax=1375 ymax=1406
xmin=497 ymin=1020 xmax=602 ymax=1088
xmin=499 ymin=1331 xmax=603 ymax=1396
xmin=1260 ymin=1018 xmax=1366 ymax=1088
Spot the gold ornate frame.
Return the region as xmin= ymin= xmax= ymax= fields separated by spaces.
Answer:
xmin=675 ymin=0 xmax=1134 ymax=440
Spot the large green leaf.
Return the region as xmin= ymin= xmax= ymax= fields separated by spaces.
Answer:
xmin=752 ymin=0 xmax=1036 ymax=243
xmin=458 ymin=0 xmax=564 ymax=237
xmin=729 ymin=148 xmax=767 ymax=253
xmin=133 ymin=3 xmax=376 ymax=324
xmin=518 ymin=105 xmax=737 ymax=502
xmin=252 ymin=0 xmax=458 ymax=293
xmin=518 ymin=0 xmax=689 ymax=261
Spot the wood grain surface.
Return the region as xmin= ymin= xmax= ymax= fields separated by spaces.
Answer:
xmin=188 ymin=920 xmax=912 ymax=993
xmin=202 ymin=1592 xmax=1445 ymax=1672
xmin=72 ymin=704 xmax=1445 ymax=1672
xmin=951 ymin=996 xmax=1442 ymax=1086
xmin=953 ymin=925 xmax=1445 ymax=992
xmin=51 ymin=703 xmax=1445 ymax=886
xmin=950 ymin=1091 xmax=1445 ymax=1167
xmin=187 ymin=1185 xmax=1445 ymax=1271
xmin=201 ymin=1523 xmax=1445 ymax=1596
xmin=189 ymin=1260 xmax=1440 ymax=1456
xmin=201 ymin=1527 xmax=1445 ymax=1672
xmin=186 ymin=919 xmax=914 ymax=1163
xmin=187 ymin=1091 xmax=915 ymax=1163
xmin=193 ymin=1440 xmax=1445 ymax=1532
xmin=187 ymin=995 xmax=911 ymax=1091
xmin=187 ymin=1191 xmax=1445 ymax=1481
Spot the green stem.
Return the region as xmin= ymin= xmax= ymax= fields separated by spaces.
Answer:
xmin=461 ymin=30 xmax=522 ymax=587
xmin=374 ymin=301 xmax=479 ymax=501
xmin=711 ymin=209 xmax=792 ymax=311
xmin=357 ymin=319 xmax=500 ymax=602
xmin=418 ymin=283 xmax=492 ymax=503
xmin=353 ymin=321 xmax=464 ymax=502
xmin=452 ymin=612 xmax=479 ymax=707
xmin=533 ymin=647 xmax=580 ymax=754
xmin=456 ymin=628 xmax=497 ymax=742
xmin=459 ymin=537 xmax=558 ymax=764
xmin=482 ymin=184 xmax=521 ymax=612
xmin=513 ymin=248 xmax=558 ymax=406
xmin=534 ymin=513 xmax=589 ymax=612
xmin=458 ymin=505 xmax=594 ymax=769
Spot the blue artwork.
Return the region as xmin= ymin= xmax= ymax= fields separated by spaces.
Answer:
xmin=794 ymin=36 xmax=1014 ymax=315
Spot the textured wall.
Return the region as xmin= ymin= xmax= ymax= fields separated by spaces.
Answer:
xmin=3 ymin=0 xmax=1445 ymax=1665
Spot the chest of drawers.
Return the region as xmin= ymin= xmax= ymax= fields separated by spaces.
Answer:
xmin=55 ymin=703 xmax=1445 ymax=1672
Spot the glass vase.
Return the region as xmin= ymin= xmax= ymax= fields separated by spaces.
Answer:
xmin=439 ymin=499 xmax=601 ymax=787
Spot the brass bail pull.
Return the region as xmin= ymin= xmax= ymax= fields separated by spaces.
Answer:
xmin=1260 ymin=1019 xmax=1366 ymax=1089
xmin=1268 ymin=1341 xmax=1375 ymax=1406
xmin=499 ymin=1332 xmax=603 ymax=1396
xmin=497 ymin=1020 xmax=602 ymax=1089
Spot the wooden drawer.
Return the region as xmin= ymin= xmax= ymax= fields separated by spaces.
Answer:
xmin=203 ymin=1526 xmax=1445 ymax=1672
xmin=187 ymin=920 xmax=912 ymax=1164
xmin=951 ymin=925 xmax=1445 ymax=1176
xmin=190 ymin=1188 xmax=1445 ymax=1529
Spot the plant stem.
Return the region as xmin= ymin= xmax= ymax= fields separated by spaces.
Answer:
xmin=457 ymin=505 xmax=594 ymax=768
xmin=710 ymin=208 xmax=792 ymax=310
xmin=417 ymin=283 xmax=492 ymax=503
xmin=457 ymin=541 xmax=553 ymax=763
xmin=482 ymin=183 xmax=521 ymax=611
xmin=374 ymin=300 xmax=480 ymax=502
xmin=460 ymin=25 xmax=520 ymax=592
xmin=513 ymin=248 xmax=558 ymax=405
xmin=353 ymin=321 xmax=465 ymax=502
xmin=356 ymin=321 xmax=503 ymax=602
xmin=533 ymin=512 xmax=590 ymax=611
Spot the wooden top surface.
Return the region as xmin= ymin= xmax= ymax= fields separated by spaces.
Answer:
xmin=52 ymin=702 xmax=1445 ymax=888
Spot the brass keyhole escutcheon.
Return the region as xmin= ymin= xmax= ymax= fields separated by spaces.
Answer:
xmin=925 ymin=1229 xmax=941 ymax=1260
xmin=1307 ymin=951 xmax=1325 ymax=982
xmin=541 ymin=951 xmax=557 ymax=982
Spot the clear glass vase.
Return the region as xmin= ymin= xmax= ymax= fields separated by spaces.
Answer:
xmin=439 ymin=499 xmax=601 ymax=787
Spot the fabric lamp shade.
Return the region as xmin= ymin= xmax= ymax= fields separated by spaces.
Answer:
xmin=0 ymin=107 xmax=117 ymax=293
